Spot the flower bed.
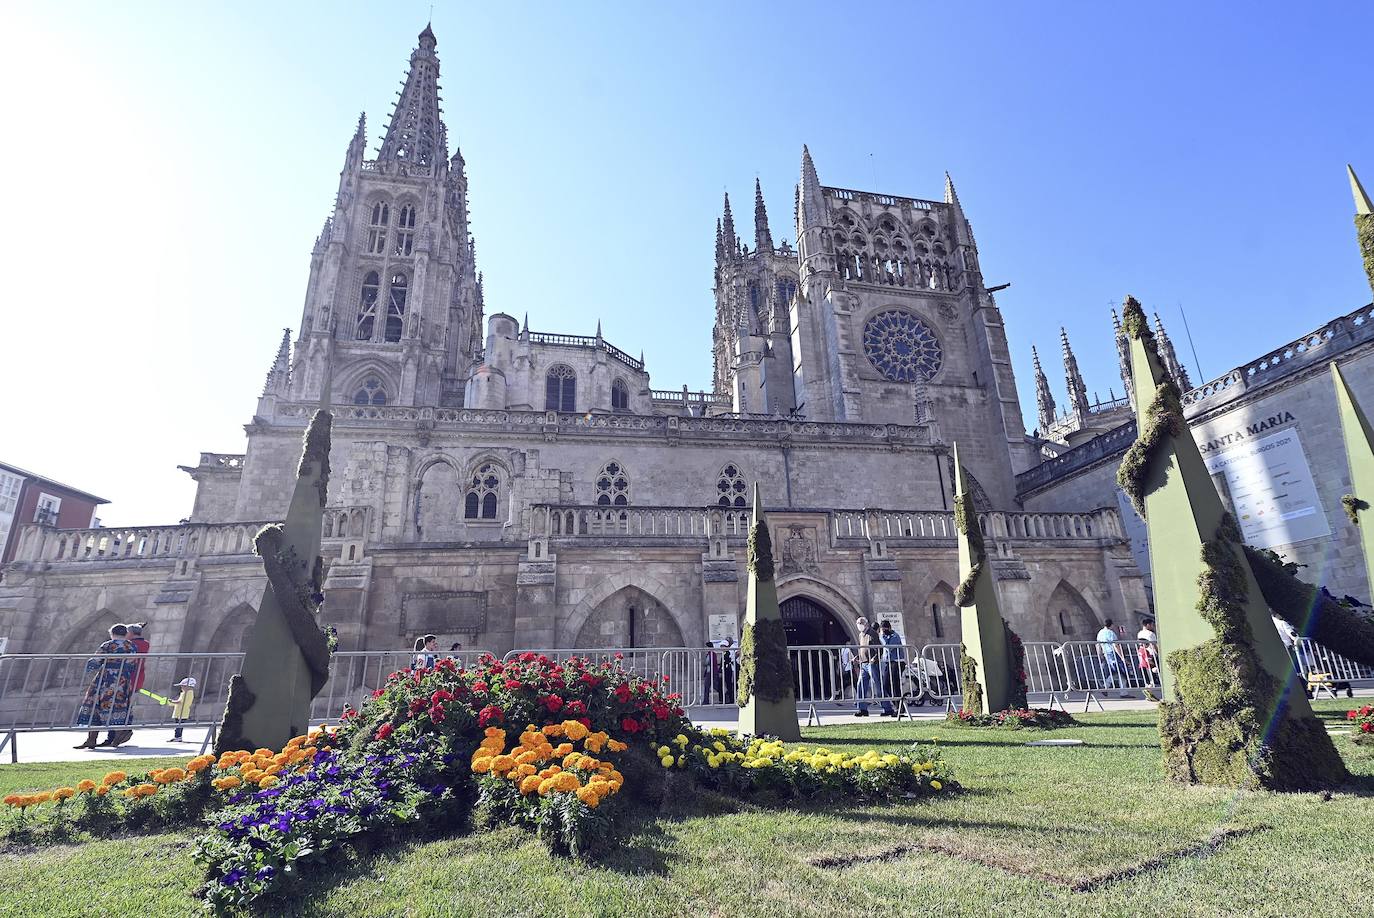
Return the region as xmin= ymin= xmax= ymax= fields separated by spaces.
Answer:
xmin=1348 ymin=704 xmax=1374 ymax=744
xmin=3 ymin=653 xmax=957 ymax=913
xmin=947 ymin=707 xmax=1079 ymax=730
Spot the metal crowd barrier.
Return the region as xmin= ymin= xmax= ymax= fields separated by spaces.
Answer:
xmin=0 ymin=648 xmax=492 ymax=761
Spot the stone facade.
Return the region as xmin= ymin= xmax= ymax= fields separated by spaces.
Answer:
xmin=0 ymin=26 xmax=1150 ymax=657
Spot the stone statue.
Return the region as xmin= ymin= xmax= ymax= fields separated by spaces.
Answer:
xmin=736 ymin=485 xmax=800 ymax=741
xmin=214 ymin=410 xmax=333 ymax=753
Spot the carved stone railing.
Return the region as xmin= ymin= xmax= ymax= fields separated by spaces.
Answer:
xmin=276 ymin=403 xmax=934 ymax=447
xmin=9 ymin=506 xmax=374 ymax=568
xmin=1016 ymin=421 xmax=1138 ymax=496
xmin=523 ymin=329 xmax=644 ymax=372
xmin=649 ymin=387 xmax=731 ymax=407
xmin=825 ymin=187 xmax=936 ymax=211
xmin=534 ymin=505 xmax=751 ymax=540
xmin=194 ymin=453 xmax=246 ymax=470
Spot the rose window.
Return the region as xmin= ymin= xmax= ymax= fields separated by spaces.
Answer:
xmin=862 ymin=310 xmax=942 ymax=382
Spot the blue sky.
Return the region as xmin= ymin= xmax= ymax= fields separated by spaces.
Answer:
xmin=3 ymin=2 xmax=1372 ymax=525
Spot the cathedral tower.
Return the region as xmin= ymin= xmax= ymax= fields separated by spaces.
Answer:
xmin=289 ymin=25 xmax=482 ymax=411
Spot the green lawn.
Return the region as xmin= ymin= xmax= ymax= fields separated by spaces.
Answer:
xmin=1 ymin=702 xmax=1370 ymax=917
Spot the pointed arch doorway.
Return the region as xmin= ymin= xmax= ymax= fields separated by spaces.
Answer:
xmin=779 ymin=596 xmax=849 ymax=646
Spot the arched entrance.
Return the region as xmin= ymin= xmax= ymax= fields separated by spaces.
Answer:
xmin=780 ymin=596 xmax=850 ymax=645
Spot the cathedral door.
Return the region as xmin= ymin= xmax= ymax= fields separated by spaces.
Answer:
xmin=780 ymin=596 xmax=850 ymax=702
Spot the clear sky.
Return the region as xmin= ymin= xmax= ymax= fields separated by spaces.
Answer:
xmin=2 ymin=1 xmax=1371 ymax=526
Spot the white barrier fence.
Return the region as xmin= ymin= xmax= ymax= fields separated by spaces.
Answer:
xmin=1 ymin=636 xmax=1367 ymax=760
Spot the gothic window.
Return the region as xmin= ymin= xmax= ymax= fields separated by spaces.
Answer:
xmin=775 ymin=277 xmax=797 ymax=307
xmin=747 ymin=280 xmax=760 ymax=315
xmin=931 ymin=603 xmax=944 ymax=638
xmin=862 ymin=310 xmax=943 ymax=383
xmin=394 ymin=204 xmax=416 ymax=256
xmin=611 ymin=378 xmax=629 ymax=412
xmin=464 ymin=462 xmax=501 ymax=520
xmin=355 ymin=271 xmax=380 ymax=340
xmin=594 ymin=460 xmax=630 ymax=506
xmin=385 ymin=272 xmax=408 ymax=342
xmin=352 ymin=376 xmax=386 ymax=406
xmin=367 ymin=200 xmax=389 ymax=255
xmin=545 ymin=365 xmax=576 ymax=412
xmin=716 ymin=463 xmax=747 ymax=508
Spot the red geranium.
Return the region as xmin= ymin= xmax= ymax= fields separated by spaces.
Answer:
xmin=374 ymin=722 xmax=393 ymax=741
xmin=564 ymin=700 xmax=587 ymax=717
xmin=613 ymin=683 xmax=632 ymax=703
xmin=471 ymin=681 xmax=489 ymax=694
xmin=504 ymin=679 xmax=523 ymax=691
xmin=429 ymin=705 xmax=446 ymax=723
xmin=652 ymin=704 xmax=670 ymax=720
xmin=478 ymin=705 xmax=504 ymax=727
xmin=620 ymin=717 xmax=641 ymax=734
xmin=541 ymin=694 xmax=564 ymax=713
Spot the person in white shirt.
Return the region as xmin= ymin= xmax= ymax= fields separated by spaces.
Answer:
xmin=1135 ymin=618 xmax=1159 ymax=686
xmin=1096 ymin=619 xmax=1126 ymax=694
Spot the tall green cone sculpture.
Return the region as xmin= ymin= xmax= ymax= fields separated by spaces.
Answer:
xmin=951 ymin=442 xmax=1012 ymax=714
xmin=736 ymin=485 xmax=801 ymax=740
xmin=1117 ymin=297 xmax=1346 ymax=790
xmin=1332 ymin=362 xmax=1374 ymax=595
xmin=1350 ymin=164 xmax=1374 ymax=296
xmin=215 ymin=410 xmax=334 ymax=753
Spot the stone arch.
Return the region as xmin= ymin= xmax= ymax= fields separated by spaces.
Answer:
xmin=205 ymin=602 xmax=258 ymax=654
xmin=572 ymin=585 xmax=684 ymax=649
xmin=1046 ymin=579 xmax=1102 ymax=639
xmin=776 ymin=574 xmax=864 ymax=643
xmin=559 ymin=571 xmax=688 ymax=647
xmin=49 ymin=606 xmax=124 ymax=654
xmin=414 ymin=454 xmax=463 ymax=540
xmin=336 ymin=360 xmax=399 ymax=408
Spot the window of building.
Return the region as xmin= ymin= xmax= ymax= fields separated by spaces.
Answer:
xmin=611 ymin=378 xmax=629 ymax=412
xmin=352 ymin=376 xmax=387 ymax=406
xmin=545 ymin=365 xmax=576 ymax=412
xmin=716 ymin=463 xmax=747 ymax=508
xmin=367 ymin=200 xmax=389 ymax=255
xmin=595 ymin=461 xmax=630 ymax=506
xmin=464 ymin=462 xmax=501 ymax=520
xmin=385 ymin=272 xmax=407 ymax=342
xmin=862 ymin=309 xmax=943 ymax=383
xmin=931 ymin=602 xmax=944 ymax=638
xmin=1058 ymin=610 xmax=1070 ymax=635
xmin=394 ymin=203 xmax=416 ymax=256
xmin=35 ymin=493 xmax=61 ymax=526
xmin=0 ymin=472 xmax=19 ymax=517
xmin=355 ymin=271 xmax=380 ymax=340
xmin=775 ymin=277 xmax=797 ymax=308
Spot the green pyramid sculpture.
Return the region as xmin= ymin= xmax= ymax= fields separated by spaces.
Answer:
xmin=1332 ymin=362 xmax=1374 ymax=595
xmin=951 ymin=442 xmax=1017 ymax=714
xmin=736 ymin=485 xmax=800 ymax=741
xmin=215 ymin=410 xmax=334 ymax=753
xmin=1117 ymin=297 xmax=1346 ymax=790
xmin=1350 ymin=164 xmax=1374 ymax=296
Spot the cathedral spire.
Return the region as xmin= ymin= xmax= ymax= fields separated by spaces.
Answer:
xmin=1032 ymin=345 xmax=1056 ymax=433
xmin=1060 ymin=327 xmax=1089 ymax=417
xmin=1111 ymin=307 xmax=1134 ymax=404
xmin=1153 ymin=312 xmax=1192 ymax=390
xmin=799 ymin=144 xmax=824 ymax=226
xmin=1350 ymin=164 xmax=1374 ymax=296
xmin=377 ymin=24 xmax=445 ymax=170
xmin=262 ymin=328 xmax=291 ymax=396
xmin=722 ymin=192 xmax=738 ymax=258
xmin=754 ymin=178 xmax=773 ymax=253
xmin=943 ymin=171 xmax=960 ymax=208
xmin=714 ymin=217 xmax=724 ymax=268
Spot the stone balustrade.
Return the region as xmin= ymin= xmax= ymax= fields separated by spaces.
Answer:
xmin=534 ymin=505 xmax=751 ymax=540
xmin=10 ymin=506 xmax=374 ymax=567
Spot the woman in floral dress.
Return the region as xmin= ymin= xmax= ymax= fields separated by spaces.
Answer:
xmin=72 ymin=624 xmax=138 ymax=749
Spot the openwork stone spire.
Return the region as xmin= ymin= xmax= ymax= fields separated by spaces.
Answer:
xmin=798 ymin=144 xmax=823 ymax=226
xmin=1060 ymin=327 xmax=1089 ymax=416
xmin=1111 ymin=307 xmax=1134 ymax=405
xmin=721 ymin=192 xmax=737 ymax=259
xmin=753 ymin=178 xmax=773 ymax=253
xmin=262 ymin=328 xmax=292 ymax=395
xmin=1031 ymin=345 xmax=1056 ymax=432
xmin=377 ymin=24 xmax=445 ymax=169
xmin=1153 ymin=313 xmax=1192 ymax=390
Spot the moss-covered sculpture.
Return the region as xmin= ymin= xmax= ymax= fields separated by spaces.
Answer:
xmin=737 ymin=485 xmax=800 ymax=741
xmin=215 ymin=410 xmax=334 ymax=754
xmin=1244 ymin=545 xmax=1374 ymax=669
xmin=1351 ymin=164 xmax=1374 ymax=297
xmin=951 ymin=442 xmax=1014 ymax=715
xmin=1119 ymin=295 xmax=1346 ymax=790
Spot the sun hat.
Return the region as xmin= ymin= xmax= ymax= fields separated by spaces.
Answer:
xmin=175 ymin=677 xmax=198 ymax=688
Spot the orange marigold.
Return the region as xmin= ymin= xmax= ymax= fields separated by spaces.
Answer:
xmin=519 ymin=774 xmax=543 ymax=794
xmin=76 ymin=780 xmax=97 ymax=793
xmin=560 ymin=720 xmax=589 ymax=741
xmin=575 ymin=785 xmax=600 ymax=808
xmin=101 ymin=771 xmax=127 ymax=786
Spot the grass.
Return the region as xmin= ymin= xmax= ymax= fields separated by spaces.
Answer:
xmin=0 ymin=701 xmax=1370 ymax=917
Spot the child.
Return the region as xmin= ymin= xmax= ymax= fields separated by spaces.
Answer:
xmin=167 ymin=676 xmax=197 ymax=742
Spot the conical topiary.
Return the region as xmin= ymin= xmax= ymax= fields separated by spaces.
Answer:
xmin=736 ymin=485 xmax=800 ymax=740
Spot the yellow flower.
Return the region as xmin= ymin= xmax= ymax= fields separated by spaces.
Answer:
xmin=95 ymin=785 xmax=109 ymax=797
xmin=490 ymin=755 xmax=517 ymax=775
xmin=563 ymin=752 xmax=585 ymax=770
xmin=241 ymin=769 xmax=265 ymax=783
xmin=561 ymin=720 xmax=589 ymax=742
xmin=541 ymin=723 xmax=564 ymax=738
xmin=575 ymin=785 xmax=600 ymax=808
xmin=258 ymin=775 xmax=280 ymax=789
xmin=215 ymin=776 xmax=242 ymax=790
xmin=76 ymin=780 xmax=97 ymax=793
xmin=583 ymin=732 xmax=608 ymax=753
xmin=101 ymin=771 xmax=127 ymax=786
xmin=606 ymin=739 xmax=628 ymax=753
xmin=931 ymin=780 xmax=942 ymax=791
xmin=674 ymin=734 xmax=688 ymax=747
xmin=471 ymin=757 xmax=494 ymax=774
xmin=659 ymin=756 xmax=673 ymax=769
xmin=657 ymin=746 xmax=671 ymax=758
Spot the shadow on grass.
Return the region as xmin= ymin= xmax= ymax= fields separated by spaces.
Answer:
xmin=803 ymin=734 xmax=1153 ymax=751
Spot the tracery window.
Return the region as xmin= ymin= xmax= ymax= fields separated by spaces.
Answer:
xmin=394 ymin=204 xmax=416 ymax=256
xmin=775 ymin=277 xmax=797 ymax=308
xmin=545 ymin=365 xmax=576 ymax=412
xmin=464 ymin=462 xmax=501 ymax=520
xmin=862 ymin=310 xmax=942 ymax=383
xmin=352 ymin=376 xmax=387 ymax=406
xmin=385 ymin=272 xmax=407 ymax=343
xmin=355 ymin=271 xmax=380 ymax=340
xmin=595 ymin=460 xmax=630 ymax=506
xmin=611 ymin=378 xmax=629 ymax=411
xmin=716 ymin=463 xmax=747 ymax=508
xmin=367 ymin=200 xmax=389 ymax=255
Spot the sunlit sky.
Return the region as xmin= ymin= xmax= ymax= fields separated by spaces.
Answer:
xmin=3 ymin=2 xmax=1372 ymax=526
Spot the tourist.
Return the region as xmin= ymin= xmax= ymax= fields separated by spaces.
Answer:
xmin=855 ymin=617 xmax=894 ymax=717
xmin=834 ymin=644 xmax=858 ymax=700
xmin=72 ymin=624 xmax=138 ymax=749
xmin=1271 ymin=613 xmax=1301 ymax=675
xmin=1136 ymin=618 xmax=1159 ymax=686
xmin=413 ymin=634 xmax=438 ymax=669
xmin=449 ymin=641 xmax=463 ymax=654
xmin=1096 ymin=619 xmax=1127 ymax=695
xmin=166 ymin=676 xmax=197 ymax=742
xmin=700 ymin=642 xmax=720 ymax=705
xmin=879 ymin=621 xmax=906 ymax=712
xmin=108 ymin=622 xmax=150 ymax=747
xmin=723 ymin=638 xmax=738 ymax=704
